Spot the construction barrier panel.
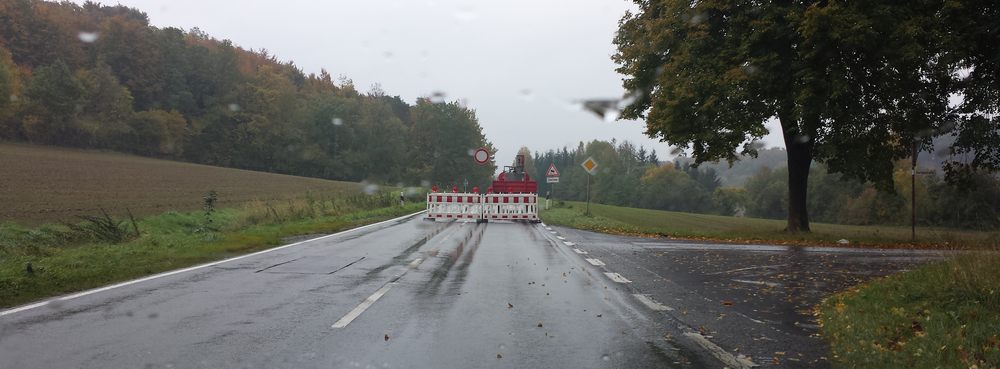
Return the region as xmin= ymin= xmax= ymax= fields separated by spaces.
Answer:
xmin=426 ymin=193 xmax=482 ymax=219
xmin=481 ymin=194 xmax=538 ymax=221
xmin=426 ymin=193 xmax=538 ymax=222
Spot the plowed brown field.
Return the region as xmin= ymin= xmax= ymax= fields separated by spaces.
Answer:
xmin=0 ymin=143 xmax=360 ymax=225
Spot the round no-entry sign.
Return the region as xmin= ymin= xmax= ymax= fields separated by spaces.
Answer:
xmin=473 ymin=147 xmax=490 ymax=165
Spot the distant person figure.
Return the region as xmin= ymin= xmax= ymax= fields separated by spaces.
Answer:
xmin=399 ymin=191 xmax=405 ymax=206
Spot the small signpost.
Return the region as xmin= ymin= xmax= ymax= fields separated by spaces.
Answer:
xmin=581 ymin=157 xmax=598 ymax=215
xmin=545 ymin=163 xmax=560 ymax=209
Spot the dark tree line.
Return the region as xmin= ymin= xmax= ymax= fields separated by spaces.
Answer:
xmin=0 ymin=0 xmax=495 ymax=186
xmin=531 ymin=140 xmax=1000 ymax=230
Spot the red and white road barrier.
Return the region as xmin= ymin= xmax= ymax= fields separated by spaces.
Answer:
xmin=482 ymin=194 xmax=538 ymax=221
xmin=426 ymin=193 xmax=483 ymax=219
xmin=426 ymin=193 xmax=538 ymax=222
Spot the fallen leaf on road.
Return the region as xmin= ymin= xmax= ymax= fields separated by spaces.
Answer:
xmin=507 ymin=303 xmax=514 ymax=309
xmin=496 ymin=353 xmax=503 ymax=359
xmin=597 ymin=314 xmax=603 ymax=318
xmin=384 ymin=334 xmax=390 ymax=341
xmin=537 ymin=322 xmax=543 ymax=327
xmin=722 ymin=300 xmax=735 ymax=306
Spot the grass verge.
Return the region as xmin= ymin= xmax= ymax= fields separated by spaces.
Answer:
xmin=539 ymin=201 xmax=999 ymax=249
xmin=819 ymin=254 xmax=1000 ymax=368
xmin=0 ymin=194 xmax=424 ymax=308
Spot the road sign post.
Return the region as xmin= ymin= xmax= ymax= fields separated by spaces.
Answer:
xmin=580 ymin=157 xmax=598 ymax=216
xmin=545 ymin=163 xmax=560 ymax=210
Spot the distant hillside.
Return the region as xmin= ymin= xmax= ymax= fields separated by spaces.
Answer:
xmin=676 ymin=137 xmax=960 ymax=187
xmin=0 ymin=143 xmax=362 ymax=225
xmin=674 ymin=148 xmax=788 ymax=187
xmin=0 ymin=0 xmax=495 ymax=187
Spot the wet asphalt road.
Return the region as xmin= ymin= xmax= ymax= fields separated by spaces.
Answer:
xmin=0 ymin=213 xmax=947 ymax=369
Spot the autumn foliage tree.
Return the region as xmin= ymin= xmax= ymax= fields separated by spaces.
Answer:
xmin=614 ymin=0 xmax=997 ymax=232
xmin=0 ymin=0 xmax=494 ymax=186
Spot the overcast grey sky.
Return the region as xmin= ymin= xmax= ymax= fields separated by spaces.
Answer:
xmin=79 ymin=0 xmax=784 ymax=164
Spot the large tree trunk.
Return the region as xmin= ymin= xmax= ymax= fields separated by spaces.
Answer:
xmin=783 ymin=132 xmax=812 ymax=232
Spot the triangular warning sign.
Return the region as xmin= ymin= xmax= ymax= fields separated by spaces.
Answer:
xmin=546 ymin=163 xmax=560 ymax=177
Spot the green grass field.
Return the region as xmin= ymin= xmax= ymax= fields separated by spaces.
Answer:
xmin=0 ymin=143 xmax=363 ymax=225
xmin=0 ymin=143 xmax=427 ymax=308
xmin=540 ymin=200 xmax=1000 ymax=368
xmin=540 ymin=201 xmax=999 ymax=249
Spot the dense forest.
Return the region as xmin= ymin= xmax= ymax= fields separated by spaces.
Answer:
xmin=0 ymin=0 xmax=496 ymax=186
xmin=530 ymin=141 xmax=1000 ymax=230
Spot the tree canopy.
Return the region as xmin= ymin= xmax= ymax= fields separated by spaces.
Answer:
xmin=0 ymin=0 xmax=495 ymax=187
xmin=613 ymin=0 xmax=999 ymax=232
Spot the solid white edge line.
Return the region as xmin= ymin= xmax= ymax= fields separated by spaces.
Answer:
xmin=604 ymin=272 xmax=632 ymax=283
xmin=683 ymin=332 xmax=757 ymax=369
xmin=632 ymin=294 xmax=673 ymax=311
xmin=332 ymin=282 xmax=396 ymax=328
xmin=585 ymin=258 xmax=606 ymax=266
xmin=0 ymin=210 xmax=426 ymax=318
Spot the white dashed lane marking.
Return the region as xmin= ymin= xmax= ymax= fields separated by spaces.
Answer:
xmin=633 ymin=294 xmax=674 ymax=311
xmin=563 ymin=241 xmax=575 ymax=246
xmin=572 ymin=248 xmax=588 ymax=255
xmin=556 ymin=236 xmax=566 ymax=240
xmin=585 ymin=258 xmax=606 ymax=266
xmin=604 ymin=273 xmax=632 ymax=283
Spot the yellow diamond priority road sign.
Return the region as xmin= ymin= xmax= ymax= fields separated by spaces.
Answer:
xmin=581 ymin=157 xmax=599 ymax=175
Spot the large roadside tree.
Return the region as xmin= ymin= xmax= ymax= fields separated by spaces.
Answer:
xmin=613 ymin=0 xmax=955 ymax=231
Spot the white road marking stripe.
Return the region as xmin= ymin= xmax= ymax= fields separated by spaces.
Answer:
xmin=604 ymin=272 xmax=631 ymax=283
xmin=545 ymin=227 xmax=552 ymax=230
xmin=0 ymin=211 xmax=426 ymax=318
xmin=556 ymin=236 xmax=566 ymax=240
xmin=572 ymin=248 xmax=588 ymax=255
xmin=550 ymin=231 xmax=557 ymax=234
xmin=586 ymin=258 xmax=606 ymax=266
xmin=563 ymin=241 xmax=575 ymax=246
xmin=731 ymin=279 xmax=782 ymax=288
xmin=332 ymin=282 xmax=396 ymax=328
xmin=683 ymin=332 xmax=757 ymax=369
xmin=705 ymin=264 xmax=790 ymax=275
xmin=633 ymin=294 xmax=673 ymax=311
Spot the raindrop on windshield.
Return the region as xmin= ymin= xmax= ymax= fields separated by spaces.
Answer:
xmin=453 ymin=6 xmax=478 ymax=22
xmin=601 ymin=354 xmax=611 ymax=361
xmin=429 ymin=91 xmax=447 ymax=104
xmin=579 ymin=99 xmax=621 ymax=123
xmin=795 ymin=134 xmax=810 ymax=143
xmin=77 ymin=31 xmax=99 ymax=43
xmin=383 ymin=51 xmax=394 ymax=61
xmin=227 ymin=103 xmax=240 ymax=112
xmin=518 ymin=89 xmax=534 ymax=102
xmin=361 ymin=182 xmax=380 ymax=195
xmin=332 ymin=117 xmax=344 ymax=126
xmin=9 ymin=94 xmax=17 ymax=102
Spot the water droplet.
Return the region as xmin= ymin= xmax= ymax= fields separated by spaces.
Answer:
xmin=383 ymin=51 xmax=394 ymax=61
xmin=467 ymin=148 xmax=476 ymax=156
xmin=78 ymin=32 xmax=99 ymax=43
xmin=795 ymin=134 xmax=810 ymax=143
xmin=518 ymin=89 xmax=534 ymax=102
xmin=579 ymin=99 xmax=621 ymax=122
xmin=420 ymin=180 xmax=431 ymax=188
xmin=362 ymin=182 xmax=380 ymax=195
xmin=688 ymin=12 xmax=707 ymax=25
xmin=9 ymin=94 xmax=17 ymax=102
xmin=429 ymin=91 xmax=446 ymax=104
xmin=454 ymin=6 xmax=479 ymax=22
xmin=601 ymin=354 xmax=610 ymax=361
xmin=332 ymin=117 xmax=344 ymax=126
xmin=227 ymin=103 xmax=240 ymax=112
xmin=498 ymin=344 xmax=506 ymax=350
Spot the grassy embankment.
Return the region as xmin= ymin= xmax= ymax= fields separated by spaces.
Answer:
xmin=540 ymin=201 xmax=1000 ymax=368
xmin=0 ymin=143 xmax=424 ymax=308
